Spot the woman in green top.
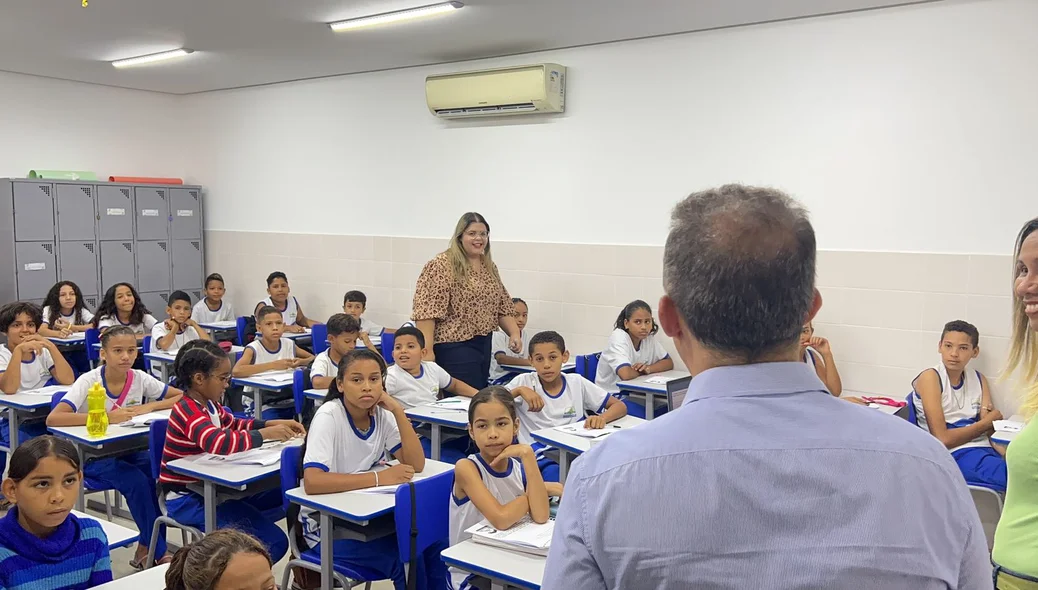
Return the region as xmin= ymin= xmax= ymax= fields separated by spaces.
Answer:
xmin=992 ymin=217 xmax=1038 ymax=589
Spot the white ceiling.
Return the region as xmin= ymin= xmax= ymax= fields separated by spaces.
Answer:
xmin=0 ymin=0 xmax=936 ymax=95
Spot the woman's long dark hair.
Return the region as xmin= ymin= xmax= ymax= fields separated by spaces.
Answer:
xmin=41 ymin=281 xmax=88 ymax=326
xmin=92 ymin=282 xmax=150 ymax=328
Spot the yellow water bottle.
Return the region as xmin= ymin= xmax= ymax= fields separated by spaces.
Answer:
xmin=86 ymin=382 xmax=108 ymax=438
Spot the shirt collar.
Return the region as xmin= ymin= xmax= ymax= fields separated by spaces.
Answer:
xmin=685 ymin=361 xmax=827 ymax=404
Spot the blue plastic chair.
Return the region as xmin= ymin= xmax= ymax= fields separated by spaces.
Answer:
xmin=85 ymin=328 xmax=101 ymax=368
xmin=393 ymin=471 xmax=452 ymax=576
xmin=311 ymin=324 xmax=328 ymax=355
xmin=576 ymin=352 xmax=601 ymax=381
xmin=235 ymin=316 xmax=248 ymax=346
xmin=905 ymin=393 xmax=917 ymax=425
xmin=279 ymin=445 xmax=380 ymax=590
xmin=380 ymin=331 xmax=395 ymax=366
xmin=145 ymin=419 xmax=203 ymax=567
xmin=292 ymin=368 xmax=311 ymax=422
xmin=142 ymin=336 xmax=153 ymax=373
xmin=49 ymin=391 xmax=115 ymax=521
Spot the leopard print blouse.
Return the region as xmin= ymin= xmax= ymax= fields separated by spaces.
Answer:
xmin=412 ymin=252 xmax=515 ymax=344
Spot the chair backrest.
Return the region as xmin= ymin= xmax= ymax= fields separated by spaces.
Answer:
xmin=280 ymin=445 xmax=303 ymax=513
xmin=85 ymin=328 xmax=101 ymax=362
xmin=236 ymin=316 xmax=256 ymax=347
xmin=311 ymin=323 xmax=328 ymax=355
xmin=968 ymin=485 xmax=1003 ymax=550
xmin=577 ymin=352 xmax=601 ymax=381
xmin=149 ymin=419 xmax=169 ymax=480
xmin=142 ymin=335 xmax=152 ymax=372
xmin=393 ymin=471 xmax=453 ymax=561
xmin=50 ymin=390 xmax=66 ymax=411
xmin=380 ymin=331 xmax=395 ymax=365
xmin=905 ymin=393 xmax=918 ymax=426
xmin=292 ymin=367 xmax=312 ymax=418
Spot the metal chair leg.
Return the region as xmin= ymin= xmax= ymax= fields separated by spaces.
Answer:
xmin=102 ymin=490 xmax=113 ymax=521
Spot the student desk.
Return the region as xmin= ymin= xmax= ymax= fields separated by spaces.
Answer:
xmin=304 ymin=387 xmax=324 ymax=402
xmin=0 ymin=385 xmax=66 ymax=451
xmin=993 ymin=414 xmax=1026 ymax=445
xmin=165 ymin=438 xmax=304 ymax=533
xmin=530 ymin=415 xmax=646 ymax=482
xmin=231 ymin=371 xmax=295 ymax=418
xmin=285 ymin=329 xmax=312 ymax=341
xmin=197 ymin=320 xmax=237 ymax=338
xmin=92 ymin=563 xmax=170 ymax=589
xmin=499 ymin=360 xmax=577 ymax=375
xmin=76 ymin=510 xmax=140 ymax=550
xmin=48 ymin=332 xmax=87 ymax=346
xmin=286 ymin=460 xmax=454 ymax=590
xmin=616 ymin=370 xmax=691 ymax=420
xmin=145 ymin=345 xmax=244 ymax=382
xmin=441 ymin=540 xmax=545 ymax=590
xmin=405 ymin=401 xmax=469 ymax=461
xmin=357 ymin=335 xmax=382 ymax=349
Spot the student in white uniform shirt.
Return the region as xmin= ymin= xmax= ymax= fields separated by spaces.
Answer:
xmin=92 ymin=283 xmax=158 ymax=342
xmin=449 ymin=386 xmax=561 ymax=590
xmin=343 ymin=290 xmax=392 ymax=350
xmin=385 ymin=326 xmax=478 ymax=409
xmin=300 ymin=348 xmax=443 ymax=590
xmin=488 ymin=298 xmax=532 ymax=384
xmin=253 ymin=271 xmax=315 ymax=334
xmin=508 ymin=331 xmax=626 ymax=482
xmin=191 ymin=273 xmax=237 ymax=324
xmin=0 ymin=302 xmax=76 ymax=484
xmin=233 ymin=306 xmax=313 ymax=419
xmin=37 ymin=280 xmax=95 ymax=338
xmin=151 ymin=291 xmax=210 ymax=378
xmin=594 ymin=300 xmax=674 ymax=418
xmin=310 ymin=313 xmax=361 ymax=390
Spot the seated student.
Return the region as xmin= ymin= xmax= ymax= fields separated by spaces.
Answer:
xmin=151 ymin=290 xmax=209 ymax=358
xmin=310 ymin=313 xmax=361 ymax=391
xmin=191 ymin=273 xmax=236 ymax=324
xmin=38 ymin=281 xmax=95 ymax=339
xmin=0 ymin=436 xmax=113 ymax=589
xmin=160 ymin=341 xmax=303 ymax=564
xmin=233 ymin=306 xmax=313 ymax=419
xmin=800 ymin=322 xmax=844 ymax=396
xmin=449 ymin=386 xmax=559 ymax=590
xmin=0 ymin=302 xmax=76 ymax=489
xmin=386 ymin=326 xmax=478 ymax=408
xmin=165 ymin=529 xmax=276 ymax=590
xmin=912 ymin=320 xmax=1006 ymax=491
xmin=488 ymin=298 xmax=532 ymax=384
xmin=594 ymin=300 xmax=674 ymax=418
xmin=92 ymin=282 xmax=158 ymax=342
xmin=300 ymin=348 xmax=443 ymax=590
xmin=47 ymin=326 xmax=183 ymax=569
xmin=508 ymin=331 xmax=627 ymax=482
xmin=254 ymin=272 xmax=315 ymax=334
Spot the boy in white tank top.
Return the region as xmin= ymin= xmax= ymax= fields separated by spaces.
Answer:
xmin=253 ymin=271 xmax=315 ymax=334
xmin=232 ymin=306 xmax=313 ymax=419
xmin=912 ymin=320 xmax=1006 ymax=490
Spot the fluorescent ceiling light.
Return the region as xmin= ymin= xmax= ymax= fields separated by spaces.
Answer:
xmin=329 ymin=2 xmax=463 ymax=32
xmin=112 ymin=49 xmax=194 ymax=68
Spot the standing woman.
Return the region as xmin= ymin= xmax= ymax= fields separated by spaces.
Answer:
xmin=992 ymin=217 xmax=1038 ymax=589
xmin=412 ymin=212 xmax=522 ymax=390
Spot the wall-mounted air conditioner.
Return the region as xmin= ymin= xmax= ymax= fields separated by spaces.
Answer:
xmin=426 ymin=63 xmax=566 ymax=119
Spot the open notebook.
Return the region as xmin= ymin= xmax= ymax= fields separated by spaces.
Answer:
xmin=465 ymin=516 xmax=555 ymax=557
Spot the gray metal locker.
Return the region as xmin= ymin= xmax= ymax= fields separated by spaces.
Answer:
xmin=83 ymin=294 xmax=99 ymax=311
xmin=171 ymin=239 xmax=203 ymax=290
xmin=170 ymin=188 xmax=201 ymax=239
xmin=137 ymin=240 xmax=170 ymax=293
xmin=188 ymin=289 xmax=202 ymax=304
xmin=14 ymin=242 xmax=57 ymax=300
xmin=97 ymin=186 xmax=133 ymax=240
xmin=59 ymin=241 xmax=99 ymax=296
xmin=100 ymin=241 xmax=136 ymax=289
xmin=13 ymin=182 xmax=55 ymax=242
xmin=134 ymin=187 xmax=169 ymax=240
xmin=55 ymin=184 xmax=95 ymax=241
xmin=140 ymin=292 xmax=168 ymax=318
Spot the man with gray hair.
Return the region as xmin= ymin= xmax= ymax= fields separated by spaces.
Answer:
xmin=542 ymin=185 xmax=990 ymax=589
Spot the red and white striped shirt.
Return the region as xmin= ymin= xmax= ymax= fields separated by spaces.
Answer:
xmin=158 ymin=395 xmax=266 ymax=488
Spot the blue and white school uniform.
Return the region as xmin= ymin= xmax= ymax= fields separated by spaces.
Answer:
xmin=0 ymin=345 xmax=56 ymax=467
xmin=385 ymin=362 xmax=453 ymax=409
xmin=488 ymin=329 xmax=531 ymax=384
xmin=149 ymin=323 xmax=203 ymax=379
xmin=258 ymin=296 xmax=300 ymax=326
xmin=803 ymin=346 xmax=822 ymax=370
xmin=912 ymin=362 xmax=1006 ymax=491
xmin=40 ymin=306 xmax=94 ymax=328
xmin=310 ymin=350 xmax=338 ymax=382
xmin=241 ymin=338 xmax=296 ymax=418
xmin=59 ymin=367 xmax=168 ymax=558
xmin=360 ymin=317 xmax=384 ymax=338
xmin=448 ymin=454 xmax=527 ymax=590
xmin=595 ymin=329 xmax=670 ymax=393
xmin=96 ymin=313 xmax=158 ymax=335
xmin=191 ymin=298 xmax=235 ymax=324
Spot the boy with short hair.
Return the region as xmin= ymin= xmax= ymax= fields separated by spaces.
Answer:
xmin=343 ymin=290 xmax=395 ymax=349
xmin=507 ymin=330 xmax=627 ymax=482
xmin=152 ymin=290 xmax=210 ymax=358
xmin=233 ymin=306 xmax=313 ymax=419
xmin=912 ymin=320 xmax=1006 ymax=491
xmin=385 ymin=326 xmax=477 ymax=408
xmin=489 ymin=297 xmax=532 ymax=384
xmin=254 ymin=271 xmax=316 ymax=334
xmin=310 ymin=313 xmax=361 ymax=390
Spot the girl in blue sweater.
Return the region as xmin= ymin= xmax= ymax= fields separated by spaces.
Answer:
xmin=0 ymin=435 xmax=112 ymax=590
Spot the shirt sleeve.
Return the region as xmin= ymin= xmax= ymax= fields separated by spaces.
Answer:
xmin=384 ymin=368 xmax=400 ymax=396
xmin=303 ymin=411 xmax=337 ymax=472
xmin=541 ymin=458 xmax=608 ymax=590
xmin=139 ymin=371 xmax=170 ymax=400
xmin=41 ymin=348 xmax=55 ymax=371
xmin=311 ymin=354 xmax=329 ymax=378
xmin=151 ymin=322 xmax=170 ymax=346
xmin=40 ymin=307 xmax=52 ymax=327
xmin=60 ymin=378 xmax=89 ymax=412
xmin=601 ymin=330 xmax=633 ymax=374
xmin=97 ymin=316 xmax=116 ymax=329
xmin=579 ymin=377 xmax=610 ymax=414
xmin=0 ymin=347 xmax=11 ymax=372
xmin=143 ymin=314 xmax=158 ymax=331
xmin=651 ymin=336 xmax=669 ymax=362
xmin=431 ymin=362 xmax=453 ymax=389
xmin=81 ymin=308 xmax=95 ymax=323
xmin=383 ymin=409 xmax=403 ymax=456
xmin=491 ymin=331 xmax=509 ymax=356
xmin=412 ymin=255 xmax=452 ymax=321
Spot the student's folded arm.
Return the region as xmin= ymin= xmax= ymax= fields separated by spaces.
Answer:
xmin=37 ymin=325 xmax=65 ymax=338
xmin=456 ymin=459 xmax=531 ymax=530
xmin=614 ymin=365 xmax=641 ymax=381
xmin=46 ymin=402 xmax=87 ymax=427
xmin=446 ymin=378 xmax=478 ymax=398
xmin=196 ymin=421 xmax=262 ymax=455
xmin=294 ymin=345 xmax=314 ymax=360
xmin=820 ymin=352 xmax=843 ymax=396
xmin=48 ymin=347 xmax=76 ymax=386
xmin=231 ymin=349 xmax=272 ymax=377
xmin=311 ymin=375 xmax=333 ymax=390
xmin=302 ymin=467 xmax=378 ymax=495
xmin=916 ymin=371 xmax=992 ymax=449
xmin=520 ymin=452 xmax=550 ymax=524
xmin=649 ymin=357 xmax=674 ymax=373
xmin=391 ymin=409 xmax=426 ymax=472
xmin=601 ymin=396 xmax=627 ymax=422
xmin=979 ymin=375 xmax=994 ymax=419
xmin=495 ymin=352 xmax=530 ymax=367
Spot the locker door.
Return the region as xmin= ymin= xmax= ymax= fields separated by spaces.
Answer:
xmin=134 ymin=187 xmax=169 ymax=240
xmin=14 ymin=242 xmax=57 ymax=300
xmin=140 ymin=292 xmax=169 ymax=318
xmin=170 ymin=188 xmax=201 ymax=239
xmin=83 ymin=294 xmax=99 ymax=311
xmin=55 ymin=184 xmax=96 ymax=241
xmin=100 ymin=241 xmax=136 ymax=289
xmin=188 ymin=290 xmax=202 ymax=305
xmin=12 ymin=182 xmax=55 ymax=242
xmin=137 ymin=240 xmax=170 ymax=293
xmin=59 ymin=241 xmax=99 ymax=296
xmin=97 ymin=186 xmax=133 ymax=240
xmin=171 ymin=239 xmax=203 ymax=290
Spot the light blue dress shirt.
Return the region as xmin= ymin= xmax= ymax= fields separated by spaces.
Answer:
xmin=543 ymin=362 xmax=991 ymax=590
